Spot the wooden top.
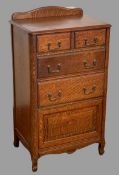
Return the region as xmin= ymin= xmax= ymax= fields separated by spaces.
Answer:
xmin=10 ymin=6 xmax=111 ymax=33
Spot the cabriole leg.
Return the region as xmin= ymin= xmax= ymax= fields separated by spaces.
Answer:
xmin=32 ymin=158 xmax=38 ymax=172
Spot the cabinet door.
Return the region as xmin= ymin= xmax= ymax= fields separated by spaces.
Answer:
xmin=38 ymin=98 xmax=103 ymax=148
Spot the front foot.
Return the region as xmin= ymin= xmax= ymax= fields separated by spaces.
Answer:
xmin=98 ymin=142 xmax=105 ymax=155
xmin=32 ymin=158 xmax=38 ymax=172
xmin=13 ymin=134 xmax=19 ymax=147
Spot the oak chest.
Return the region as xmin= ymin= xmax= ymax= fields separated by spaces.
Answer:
xmin=10 ymin=6 xmax=111 ymax=172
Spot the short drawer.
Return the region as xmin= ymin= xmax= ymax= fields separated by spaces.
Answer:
xmin=75 ymin=29 xmax=106 ymax=48
xmin=37 ymin=73 xmax=104 ymax=107
xmin=37 ymin=33 xmax=71 ymax=53
xmin=37 ymin=50 xmax=105 ymax=79
xmin=39 ymin=98 xmax=103 ymax=148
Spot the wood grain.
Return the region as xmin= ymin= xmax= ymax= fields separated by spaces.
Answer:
xmin=38 ymin=98 xmax=102 ymax=148
xmin=11 ymin=6 xmax=111 ymax=172
xmin=37 ymin=32 xmax=71 ymax=53
xmin=12 ymin=6 xmax=83 ymax=20
xmin=38 ymin=73 xmax=104 ymax=107
xmin=29 ymin=35 xmax=39 ymax=165
xmin=75 ymin=29 xmax=106 ymax=48
xmin=37 ymin=49 xmax=105 ymax=79
xmin=12 ymin=25 xmax=31 ymax=148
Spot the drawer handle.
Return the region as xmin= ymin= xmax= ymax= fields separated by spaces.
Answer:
xmin=84 ymin=37 xmax=98 ymax=46
xmin=57 ymin=41 xmax=62 ymax=48
xmin=47 ymin=64 xmax=61 ymax=73
xmin=48 ymin=90 xmax=62 ymax=101
xmin=47 ymin=41 xmax=62 ymax=51
xmin=83 ymin=86 xmax=96 ymax=95
xmin=48 ymin=43 xmax=51 ymax=51
xmin=83 ymin=59 xmax=97 ymax=69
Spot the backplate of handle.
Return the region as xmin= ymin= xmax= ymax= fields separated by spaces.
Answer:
xmin=47 ymin=64 xmax=61 ymax=73
xmin=48 ymin=90 xmax=62 ymax=101
xmin=83 ymin=59 xmax=97 ymax=69
xmin=83 ymin=86 xmax=96 ymax=95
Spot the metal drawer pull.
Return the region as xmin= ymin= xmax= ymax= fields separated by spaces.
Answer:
xmin=57 ymin=41 xmax=61 ymax=48
xmin=48 ymin=43 xmax=51 ymax=50
xmin=84 ymin=37 xmax=98 ymax=46
xmin=83 ymin=59 xmax=97 ymax=69
xmin=83 ymin=86 xmax=96 ymax=95
xmin=48 ymin=90 xmax=62 ymax=101
xmin=94 ymin=37 xmax=98 ymax=43
xmin=47 ymin=41 xmax=62 ymax=51
xmin=47 ymin=64 xmax=61 ymax=73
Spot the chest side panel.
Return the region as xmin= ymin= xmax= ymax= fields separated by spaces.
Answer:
xmin=12 ymin=25 xmax=31 ymax=148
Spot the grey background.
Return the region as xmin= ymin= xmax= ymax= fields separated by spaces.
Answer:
xmin=0 ymin=0 xmax=118 ymax=174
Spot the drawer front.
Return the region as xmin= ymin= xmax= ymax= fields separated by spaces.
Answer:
xmin=39 ymin=99 xmax=102 ymax=148
xmin=75 ymin=29 xmax=106 ymax=48
xmin=38 ymin=73 xmax=104 ymax=107
xmin=37 ymin=33 xmax=71 ymax=53
xmin=37 ymin=50 xmax=105 ymax=78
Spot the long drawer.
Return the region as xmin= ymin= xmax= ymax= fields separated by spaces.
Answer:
xmin=37 ymin=50 xmax=105 ymax=79
xmin=37 ymin=73 xmax=104 ymax=107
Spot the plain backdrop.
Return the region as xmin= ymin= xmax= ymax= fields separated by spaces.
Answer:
xmin=0 ymin=0 xmax=118 ymax=175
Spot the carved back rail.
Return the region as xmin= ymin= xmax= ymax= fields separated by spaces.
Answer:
xmin=12 ymin=6 xmax=83 ymax=20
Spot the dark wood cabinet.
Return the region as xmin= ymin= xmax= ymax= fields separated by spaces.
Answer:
xmin=10 ymin=6 xmax=111 ymax=172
